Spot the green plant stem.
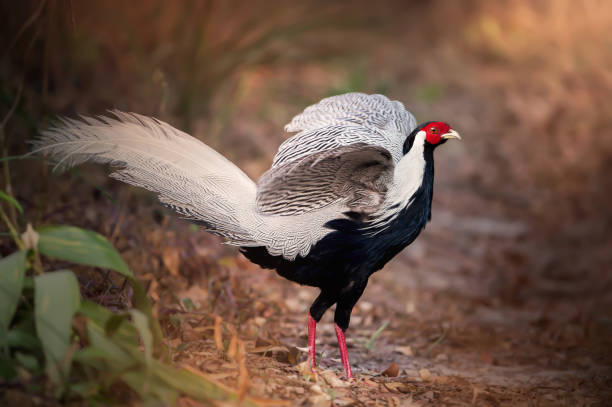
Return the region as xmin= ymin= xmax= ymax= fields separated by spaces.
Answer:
xmin=424 ymin=330 xmax=447 ymax=358
xmin=0 ymin=83 xmax=23 ymax=226
xmin=0 ymin=205 xmax=24 ymax=250
xmin=365 ymin=320 xmax=389 ymax=351
xmin=32 ymin=249 xmax=44 ymax=275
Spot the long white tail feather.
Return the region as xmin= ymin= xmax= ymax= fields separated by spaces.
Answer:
xmin=34 ymin=111 xmax=344 ymax=260
xmin=33 ymin=111 xmax=258 ymax=242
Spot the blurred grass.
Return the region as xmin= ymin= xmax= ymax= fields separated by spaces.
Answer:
xmin=416 ymin=83 xmax=444 ymax=103
xmin=1 ymin=0 xmax=369 ymax=126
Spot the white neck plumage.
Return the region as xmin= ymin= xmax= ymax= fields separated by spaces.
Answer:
xmin=389 ymin=131 xmax=427 ymax=204
xmin=366 ymin=131 xmax=428 ymax=231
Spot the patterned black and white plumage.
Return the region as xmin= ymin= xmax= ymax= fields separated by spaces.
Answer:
xmin=33 ymin=92 xmax=460 ymax=379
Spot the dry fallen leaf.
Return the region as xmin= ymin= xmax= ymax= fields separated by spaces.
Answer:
xmin=286 ymin=345 xmax=300 ymax=365
xmin=249 ymin=345 xmax=290 ymax=354
xmin=309 ymin=384 xmax=325 ymax=394
xmin=245 ymin=396 xmax=291 ymax=406
xmin=394 ymin=346 xmax=414 ymax=357
xmin=297 ymin=361 xmax=318 ymax=382
xmin=383 ymin=382 xmax=413 ymax=394
xmin=432 ymin=375 xmax=452 ymax=385
xmin=383 ymin=382 xmax=400 ymax=393
xmin=214 ymin=316 xmax=223 ymax=352
xmin=419 ymin=368 xmax=432 ymax=381
xmin=206 ymin=372 xmax=235 ymax=381
xmin=148 ymin=277 xmax=160 ymax=301
xmin=308 ymin=393 xmax=331 ymax=407
xmin=255 ymin=336 xmax=278 ymax=348
xmin=177 ymin=285 xmax=208 ymax=309
xmin=381 ymin=362 xmax=400 ymax=377
xmin=162 ymin=247 xmax=180 ymax=276
xmin=320 ymin=369 xmax=350 ymax=388
xmin=237 ymin=340 xmax=249 ymax=401
xmin=227 ymin=333 xmax=238 ymax=361
xmin=434 ymin=353 xmax=448 ymax=362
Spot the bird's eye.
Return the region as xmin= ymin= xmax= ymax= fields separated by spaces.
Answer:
xmin=430 ymin=127 xmax=438 ymax=134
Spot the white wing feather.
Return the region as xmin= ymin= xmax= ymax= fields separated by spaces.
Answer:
xmin=275 ymin=93 xmax=417 ymax=166
xmin=33 ymin=111 xmax=341 ymax=260
xmin=34 ymin=94 xmax=418 ymax=260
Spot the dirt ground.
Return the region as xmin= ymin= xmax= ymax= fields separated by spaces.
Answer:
xmin=2 ymin=1 xmax=612 ymax=406
xmin=35 ymin=144 xmax=608 ymax=406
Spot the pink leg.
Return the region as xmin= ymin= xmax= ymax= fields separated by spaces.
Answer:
xmin=334 ymin=324 xmax=353 ymax=379
xmin=308 ymin=313 xmax=317 ymax=369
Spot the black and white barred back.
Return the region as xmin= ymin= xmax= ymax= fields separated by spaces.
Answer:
xmin=33 ymin=93 xmax=422 ymax=263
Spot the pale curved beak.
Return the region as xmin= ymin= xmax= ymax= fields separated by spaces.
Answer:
xmin=441 ymin=129 xmax=461 ymax=140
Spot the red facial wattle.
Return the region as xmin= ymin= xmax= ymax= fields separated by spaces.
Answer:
xmin=426 ymin=131 xmax=441 ymax=144
xmin=424 ymin=122 xmax=450 ymax=145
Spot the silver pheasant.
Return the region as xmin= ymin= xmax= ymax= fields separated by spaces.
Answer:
xmin=33 ymin=92 xmax=461 ymax=379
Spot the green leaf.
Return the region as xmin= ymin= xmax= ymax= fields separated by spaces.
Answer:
xmin=0 ymin=357 xmax=17 ymax=380
xmin=153 ymin=361 xmax=259 ymax=406
xmin=0 ymin=190 xmax=23 ymax=214
xmin=74 ymin=299 xmax=260 ymax=406
xmin=15 ymin=351 xmax=39 ymax=371
xmin=22 ymin=276 xmax=33 ymax=290
xmin=83 ymin=318 xmax=134 ymax=371
xmin=6 ymin=328 xmax=41 ymax=350
xmin=104 ymin=313 xmax=130 ymax=337
xmin=34 ymin=270 xmax=81 ymax=384
xmin=80 ymin=300 xmax=139 ymax=346
xmin=122 ymin=370 xmax=179 ymax=406
xmin=78 ymin=299 xmax=114 ymax=325
xmin=69 ymin=379 xmax=101 ymax=399
xmin=130 ymin=309 xmax=153 ymax=369
xmin=0 ymin=251 xmax=27 ymax=351
xmin=36 ymin=225 xmax=132 ymax=278
xmin=72 ymin=346 xmax=115 ymax=371
xmin=131 ymin=280 xmax=168 ymax=362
